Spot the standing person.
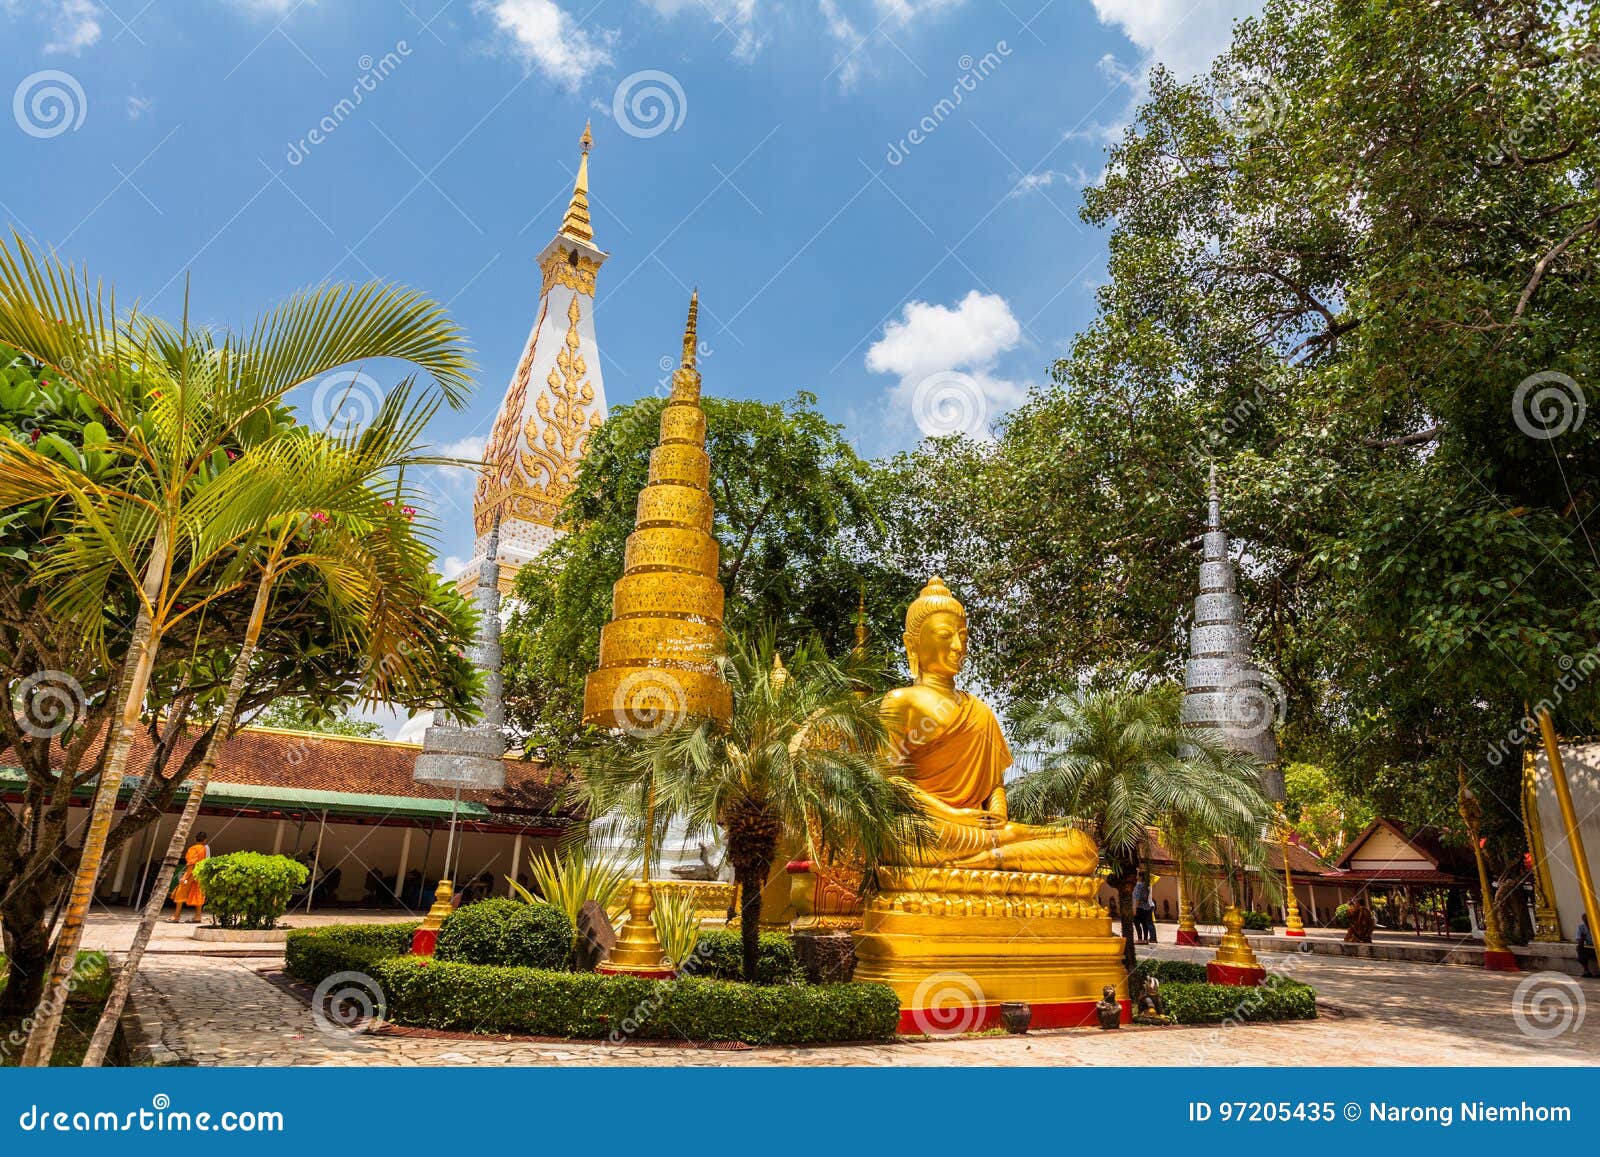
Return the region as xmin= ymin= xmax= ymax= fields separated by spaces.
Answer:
xmin=1137 ymin=875 xmax=1158 ymax=944
xmin=1131 ymin=876 xmax=1152 ymax=944
xmin=1578 ymin=914 xmax=1598 ymax=978
xmin=169 ymin=832 xmax=210 ymax=924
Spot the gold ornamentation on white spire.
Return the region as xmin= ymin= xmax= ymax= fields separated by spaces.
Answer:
xmin=462 ymin=123 xmax=609 ymax=594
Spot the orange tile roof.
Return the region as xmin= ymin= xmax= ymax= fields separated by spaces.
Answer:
xmin=5 ymin=725 xmax=580 ymax=823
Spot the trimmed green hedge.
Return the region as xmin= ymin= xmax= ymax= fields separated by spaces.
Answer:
xmin=1132 ymin=958 xmax=1209 ymax=986
xmin=1160 ymin=978 xmax=1318 ymax=1024
xmin=690 ymin=929 xmax=804 ymax=985
xmin=435 ymin=898 xmax=572 ymax=970
xmin=372 ymin=956 xmax=899 ymax=1044
xmin=285 ymin=922 xmax=419 ymax=987
xmin=1241 ymin=910 xmax=1273 ymax=931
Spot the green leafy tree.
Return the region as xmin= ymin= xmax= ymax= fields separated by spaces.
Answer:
xmin=0 ymin=239 xmax=475 ymax=1059
xmin=886 ymin=0 xmax=1600 ymax=869
xmin=503 ymin=392 xmax=918 ymax=758
xmin=1010 ymin=685 xmax=1276 ymax=970
xmin=252 ymin=696 xmax=385 ymax=738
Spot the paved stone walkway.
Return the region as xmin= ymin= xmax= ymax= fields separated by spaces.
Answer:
xmin=122 ymin=942 xmax=1600 ymax=1067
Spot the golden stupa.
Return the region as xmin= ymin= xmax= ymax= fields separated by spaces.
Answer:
xmin=582 ymin=291 xmax=732 ymax=732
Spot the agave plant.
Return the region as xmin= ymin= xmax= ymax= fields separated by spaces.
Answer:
xmin=523 ymin=848 xmax=632 ymax=949
xmin=649 ymin=888 xmax=703 ymax=972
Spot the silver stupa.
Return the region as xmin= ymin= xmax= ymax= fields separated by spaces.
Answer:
xmin=1180 ymin=467 xmax=1285 ymax=802
xmin=413 ymin=518 xmax=507 ymax=789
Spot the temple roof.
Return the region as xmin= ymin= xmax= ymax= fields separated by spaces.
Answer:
xmin=2 ymin=727 xmax=581 ymax=825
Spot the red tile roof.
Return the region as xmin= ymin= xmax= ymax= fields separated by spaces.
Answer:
xmin=5 ymin=726 xmax=580 ymax=823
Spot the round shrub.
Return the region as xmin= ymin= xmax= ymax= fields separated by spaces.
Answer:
xmin=191 ymin=851 xmax=308 ymax=929
xmin=1241 ymin=910 xmax=1272 ymax=931
xmin=436 ymin=898 xmax=573 ymax=969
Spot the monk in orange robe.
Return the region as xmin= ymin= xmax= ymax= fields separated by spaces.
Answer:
xmin=170 ymin=832 xmax=210 ymax=924
xmin=881 ymin=578 xmax=1098 ymax=875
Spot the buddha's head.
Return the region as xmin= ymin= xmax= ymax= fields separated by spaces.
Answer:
xmin=904 ymin=576 xmax=968 ymax=680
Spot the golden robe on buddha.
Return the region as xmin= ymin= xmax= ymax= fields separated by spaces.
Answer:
xmin=883 ymin=577 xmax=1097 ymax=876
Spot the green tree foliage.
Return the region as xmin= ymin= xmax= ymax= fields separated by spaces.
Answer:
xmin=885 ymin=0 xmax=1600 ymax=865
xmin=252 ymin=696 xmax=385 ymax=738
xmin=503 ymin=392 xmax=919 ymax=756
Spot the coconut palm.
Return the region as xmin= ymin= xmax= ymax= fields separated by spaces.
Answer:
xmin=1009 ymin=683 xmax=1276 ymax=970
xmin=578 ymin=632 xmax=927 ymax=982
xmin=81 ymin=384 xmax=476 ymax=1065
xmin=0 ymin=236 xmax=472 ymax=1064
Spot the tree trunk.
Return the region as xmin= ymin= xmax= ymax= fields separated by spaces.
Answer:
xmin=21 ymin=532 xmax=169 ymax=1067
xmin=732 ymin=855 xmax=772 ymax=983
xmin=0 ymin=908 xmax=53 ymax=1047
xmin=83 ymin=571 xmax=273 ymax=1066
xmin=1117 ymin=878 xmax=1137 ymax=972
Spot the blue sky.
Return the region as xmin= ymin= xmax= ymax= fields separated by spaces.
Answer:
xmin=4 ymin=0 xmax=1259 ymax=582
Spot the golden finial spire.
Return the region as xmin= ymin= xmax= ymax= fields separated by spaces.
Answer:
xmin=681 ymin=288 xmax=699 ymax=370
xmin=560 ymin=122 xmax=595 ymax=244
xmin=770 ymin=651 xmax=789 ymax=692
xmin=670 ymin=290 xmax=702 ymax=404
xmin=853 ymin=582 xmax=868 ymax=654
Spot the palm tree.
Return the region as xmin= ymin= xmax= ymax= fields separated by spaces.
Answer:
xmin=1009 ymin=683 xmax=1276 ymax=970
xmin=81 ymin=384 xmax=475 ymax=1065
xmin=578 ymin=632 xmax=926 ymax=982
xmin=0 ymin=236 xmax=472 ymax=1064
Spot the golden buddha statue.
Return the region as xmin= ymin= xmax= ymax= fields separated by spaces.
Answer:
xmin=852 ymin=576 xmax=1126 ymax=1032
xmin=882 ymin=577 xmax=1097 ymax=875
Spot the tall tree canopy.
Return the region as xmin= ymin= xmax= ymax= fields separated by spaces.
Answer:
xmin=883 ymin=0 xmax=1600 ymax=860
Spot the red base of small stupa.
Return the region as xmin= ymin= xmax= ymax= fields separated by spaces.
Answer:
xmin=1174 ymin=928 xmax=1201 ymax=946
xmin=897 ymin=997 xmax=1127 ymax=1035
xmin=1483 ymin=949 xmax=1521 ymax=972
xmin=1284 ymin=928 xmax=1306 ymax=937
xmin=409 ymin=928 xmax=438 ymax=957
xmin=1207 ymin=961 xmax=1267 ymax=987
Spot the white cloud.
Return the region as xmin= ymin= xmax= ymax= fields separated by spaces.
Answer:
xmin=866 ymin=290 xmax=1027 ymax=439
xmin=42 ymin=0 xmax=100 ymax=54
xmin=867 ymin=289 xmax=1020 ymax=384
xmin=1007 ymin=166 xmax=1090 ymax=198
xmin=1089 ymin=0 xmax=1262 ymax=80
xmin=126 ymin=90 xmax=153 ymax=120
xmin=478 ymin=0 xmax=614 ymax=90
xmin=223 ymin=0 xmax=306 ymax=13
xmin=437 ymin=555 xmax=471 ymax=578
xmin=439 ymin=434 xmax=487 ymax=461
xmin=818 ymin=0 xmax=967 ymax=89
xmin=640 ymin=0 xmax=764 ymax=61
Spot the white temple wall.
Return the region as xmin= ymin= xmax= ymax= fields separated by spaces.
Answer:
xmin=1533 ymin=742 xmax=1600 ymax=940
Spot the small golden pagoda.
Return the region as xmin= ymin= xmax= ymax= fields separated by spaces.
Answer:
xmin=582 ymin=291 xmax=732 ymax=731
xmin=582 ymin=293 xmax=731 ymax=977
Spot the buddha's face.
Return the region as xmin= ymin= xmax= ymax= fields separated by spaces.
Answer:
xmin=909 ymin=609 xmax=967 ymax=679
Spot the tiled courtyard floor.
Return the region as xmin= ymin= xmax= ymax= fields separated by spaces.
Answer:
xmin=94 ymin=914 xmax=1600 ymax=1066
